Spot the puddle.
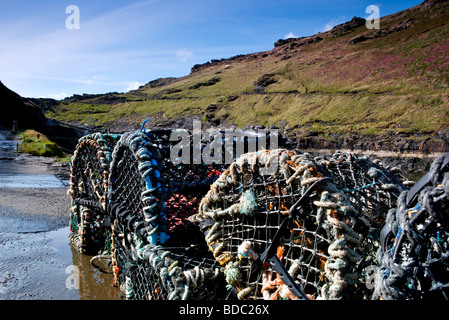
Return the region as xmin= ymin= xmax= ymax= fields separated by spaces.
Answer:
xmin=0 ymin=174 xmax=66 ymax=188
xmin=0 ymin=226 xmax=120 ymax=300
xmin=54 ymin=227 xmax=121 ymax=300
xmin=0 ymin=131 xmax=119 ymax=299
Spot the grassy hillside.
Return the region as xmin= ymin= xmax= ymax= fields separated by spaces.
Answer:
xmin=44 ymin=0 xmax=449 ymax=151
xmin=18 ymin=129 xmax=65 ymax=158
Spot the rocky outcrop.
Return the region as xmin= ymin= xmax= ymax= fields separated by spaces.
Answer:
xmin=349 ymin=34 xmax=369 ymax=44
xmin=422 ymin=0 xmax=449 ymax=8
xmin=329 ymin=17 xmax=366 ymax=37
xmin=191 ymin=54 xmax=247 ymax=73
xmin=292 ymin=131 xmax=448 ymax=154
xmin=189 ymin=77 xmax=221 ymax=89
xmin=349 ymin=19 xmax=414 ymax=44
xmin=274 ymin=36 xmax=324 ymax=50
xmin=145 ymin=77 xmax=179 ymax=88
xmin=253 ymin=74 xmax=277 ymax=93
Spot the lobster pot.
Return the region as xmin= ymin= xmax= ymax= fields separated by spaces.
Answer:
xmin=107 ymin=131 xmax=227 ymax=300
xmin=143 ymin=129 xmax=226 ymax=247
xmin=315 ymin=153 xmax=409 ymax=229
xmin=314 ymin=152 xmax=410 ymax=296
xmin=194 ymin=149 xmax=371 ymax=300
xmin=69 ymin=132 xmax=120 ymax=254
xmin=375 ymin=154 xmax=449 ymax=300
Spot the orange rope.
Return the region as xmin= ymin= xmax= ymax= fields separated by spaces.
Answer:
xmin=261 ymin=246 xmax=286 ymax=299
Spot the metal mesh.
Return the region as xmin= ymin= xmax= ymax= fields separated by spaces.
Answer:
xmin=314 ymin=152 xmax=410 ymax=299
xmin=374 ymin=154 xmax=449 ymax=300
xmin=69 ymin=126 xmax=440 ymax=300
xmin=143 ymin=129 xmax=227 ymax=247
xmin=193 ymin=150 xmax=410 ymax=300
xmin=68 ymin=133 xmax=120 ymax=254
xmin=106 ymin=128 xmax=286 ymax=300
xmin=107 ymin=131 xmax=229 ymax=300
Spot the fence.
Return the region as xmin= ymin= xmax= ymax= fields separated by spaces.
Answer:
xmin=68 ymin=123 xmax=449 ymax=300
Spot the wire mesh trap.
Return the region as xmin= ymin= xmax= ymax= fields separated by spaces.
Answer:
xmin=68 ymin=132 xmax=120 ymax=255
xmin=68 ymin=125 xmax=421 ymax=300
xmin=104 ymin=125 xmax=287 ymax=300
xmin=191 ymin=149 xmax=410 ymax=300
xmin=313 ymin=152 xmax=411 ymax=298
xmin=106 ymin=130 xmax=232 ymax=300
xmin=67 ymin=125 xmax=284 ymax=300
xmin=374 ymin=154 xmax=449 ymax=300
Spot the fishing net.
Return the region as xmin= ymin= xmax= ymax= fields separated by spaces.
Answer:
xmin=68 ymin=125 xmax=419 ymax=300
xmin=143 ymin=128 xmax=226 ymax=246
xmin=107 ymin=130 xmax=229 ymax=300
xmin=68 ymin=133 xmax=120 ymax=255
xmin=374 ymin=154 xmax=449 ymax=300
xmin=106 ymin=125 xmax=285 ymax=300
xmin=192 ymin=149 xmax=410 ymax=300
xmin=314 ymin=152 xmax=411 ymax=299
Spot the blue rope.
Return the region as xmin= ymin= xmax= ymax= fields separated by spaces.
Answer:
xmin=341 ymin=181 xmax=379 ymax=193
xmin=140 ymin=118 xmax=150 ymax=133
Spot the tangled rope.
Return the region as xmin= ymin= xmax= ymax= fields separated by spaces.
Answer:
xmin=314 ymin=152 xmax=410 ymax=299
xmin=192 ymin=149 xmax=412 ymax=300
xmin=374 ymin=154 xmax=449 ymax=300
xmin=68 ymin=132 xmax=120 ymax=254
xmin=193 ymin=149 xmax=368 ymax=299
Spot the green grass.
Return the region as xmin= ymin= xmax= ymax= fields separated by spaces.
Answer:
xmin=18 ymin=130 xmax=65 ymax=158
xmin=45 ymin=103 xmax=111 ymax=124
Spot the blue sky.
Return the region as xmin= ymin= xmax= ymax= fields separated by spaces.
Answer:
xmin=0 ymin=0 xmax=423 ymax=99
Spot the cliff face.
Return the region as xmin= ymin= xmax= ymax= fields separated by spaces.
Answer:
xmin=0 ymin=81 xmax=85 ymax=151
xmin=0 ymin=81 xmax=47 ymax=131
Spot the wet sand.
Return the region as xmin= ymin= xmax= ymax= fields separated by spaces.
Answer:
xmin=0 ymin=129 xmax=119 ymax=300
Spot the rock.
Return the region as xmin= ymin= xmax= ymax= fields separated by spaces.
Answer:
xmin=254 ymin=74 xmax=277 ymax=87
xmin=330 ymin=17 xmax=366 ymax=37
xmin=274 ymin=37 xmax=306 ymax=47
xmin=274 ymin=36 xmax=323 ymax=49
xmin=350 ymin=34 xmax=369 ymax=44
xmin=146 ymin=77 xmax=179 ymax=88
xmin=189 ymin=77 xmax=221 ymax=89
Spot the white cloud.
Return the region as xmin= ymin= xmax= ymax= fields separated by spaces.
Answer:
xmin=0 ymin=1 xmax=193 ymax=97
xmin=40 ymin=92 xmax=70 ymax=100
xmin=123 ymin=80 xmax=144 ymax=92
xmin=321 ymin=16 xmax=348 ymax=32
xmin=322 ymin=22 xmax=334 ymax=32
xmin=0 ymin=0 xmax=278 ymax=97
xmin=175 ymin=49 xmax=194 ymax=63
xmin=284 ymin=32 xmax=298 ymax=39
